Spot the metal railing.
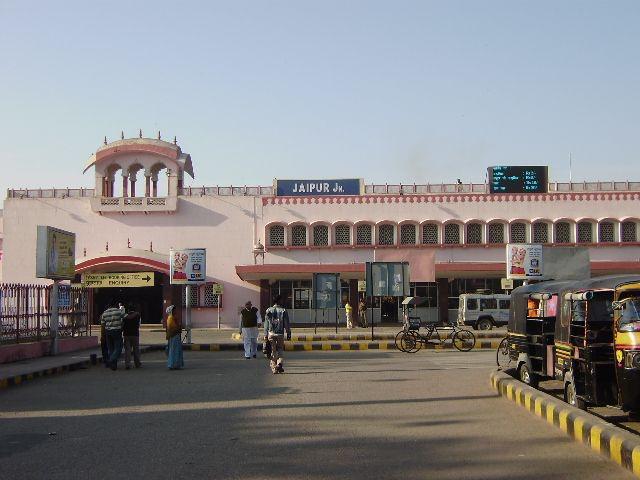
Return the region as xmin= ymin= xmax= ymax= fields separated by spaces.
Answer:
xmin=0 ymin=284 xmax=91 ymax=345
xmin=7 ymin=181 xmax=640 ymax=199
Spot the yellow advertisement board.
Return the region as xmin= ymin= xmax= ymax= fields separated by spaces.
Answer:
xmin=82 ymin=272 xmax=155 ymax=288
xmin=36 ymin=226 xmax=76 ymax=280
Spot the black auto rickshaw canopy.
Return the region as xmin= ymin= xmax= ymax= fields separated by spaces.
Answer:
xmin=508 ymin=280 xmax=575 ymax=335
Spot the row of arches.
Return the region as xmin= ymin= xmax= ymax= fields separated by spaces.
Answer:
xmin=266 ymin=218 xmax=640 ymax=248
xmin=101 ymin=162 xmax=172 ymax=198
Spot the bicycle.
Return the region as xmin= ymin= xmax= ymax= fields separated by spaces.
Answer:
xmin=496 ymin=337 xmax=515 ymax=369
xmin=396 ymin=319 xmax=476 ymax=352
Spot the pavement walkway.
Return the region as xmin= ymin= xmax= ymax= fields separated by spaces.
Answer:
xmin=1 ymin=326 xmax=506 ymax=389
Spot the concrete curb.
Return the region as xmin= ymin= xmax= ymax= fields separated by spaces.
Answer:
xmin=184 ymin=339 xmax=501 ymax=352
xmin=0 ymin=359 xmax=92 ymax=390
xmin=230 ymin=332 xmax=504 ymax=341
xmin=0 ymin=345 xmax=156 ymax=391
xmin=490 ymin=369 xmax=640 ymax=478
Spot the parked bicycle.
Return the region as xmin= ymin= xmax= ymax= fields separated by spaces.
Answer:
xmin=496 ymin=336 xmax=515 ymax=369
xmin=395 ymin=317 xmax=476 ymax=352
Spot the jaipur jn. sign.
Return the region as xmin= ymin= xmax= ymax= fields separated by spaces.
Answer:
xmin=274 ymin=179 xmax=363 ymax=196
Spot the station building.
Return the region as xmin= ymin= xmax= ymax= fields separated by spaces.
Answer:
xmin=2 ymin=135 xmax=640 ymax=327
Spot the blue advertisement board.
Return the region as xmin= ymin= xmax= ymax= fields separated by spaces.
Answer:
xmin=275 ymin=179 xmax=363 ymax=196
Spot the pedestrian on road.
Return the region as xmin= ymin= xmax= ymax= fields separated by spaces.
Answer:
xmin=239 ymin=301 xmax=262 ymax=359
xmin=122 ymin=304 xmax=142 ymax=369
xmin=100 ymin=300 xmax=125 ymax=371
xmin=345 ymin=301 xmax=353 ymax=329
xmin=358 ymin=298 xmax=367 ymax=328
xmin=264 ymin=295 xmax=291 ymax=374
xmin=165 ymin=305 xmax=184 ymax=370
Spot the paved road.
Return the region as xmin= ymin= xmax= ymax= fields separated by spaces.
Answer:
xmin=0 ymin=350 xmax=633 ymax=480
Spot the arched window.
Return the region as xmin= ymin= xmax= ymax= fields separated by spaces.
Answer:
xmin=622 ymin=221 xmax=637 ymax=242
xmin=533 ymin=222 xmax=548 ymax=243
xmin=269 ymin=225 xmax=285 ymax=246
xmin=291 ymin=225 xmax=307 ymax=246
xmin=313 ymin=225 xmax=329 ymax=246
xmin=444 ymin=224 xmax=461 ymax=244
xmin=378 ymin=224 xmax=395 ymax=245
xmin=400 ymin=224 xmax=416 ymax=245
xmin=334 ymin=224 xmax=351 ymax=245
xmin=356 ymin=224 xmax=372 ymax=245
xmin=488 ymin=223 xmax=505 ymax=244
xmin=555 ymin=222 xmax=571 ymax=243
xmin=577 ymin=222 xmax=593 ymax=243
xmin=598 ymin=222 xmax=615 ymax=243
xmin=466 ymin=223 xmax=482 ymax=244
xmin=422 ymin=224 xmax=439 ymax=244
xmin=510 ymin=223 xmax=526 ymax=243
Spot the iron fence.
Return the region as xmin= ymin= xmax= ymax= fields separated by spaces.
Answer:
xmin=0 ymin=284 xmax=91 ymax=345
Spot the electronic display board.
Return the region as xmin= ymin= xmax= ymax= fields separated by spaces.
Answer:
xmin=488 ymin=166 xmax=548 ymax=193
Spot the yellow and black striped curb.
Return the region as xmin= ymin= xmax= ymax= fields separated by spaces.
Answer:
xmin=184 ymin=339 xmax=501 ymax=352
xmin=490 ymin=369 xmax=640 ymax=478
xmin=0 ymin=346 xmax=156 ymax=391
xmin=231 ymin=332 xmax=504 ymax=341
xmin=0 ymin=359 xmax=91 ymax=390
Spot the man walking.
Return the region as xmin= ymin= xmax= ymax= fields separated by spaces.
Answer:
xmin=239 ymin=301 xmax=262 ymax=359
xmin=101 ymin=300 xmax=125 ymax=370
xmin=264 ymin=295 xmax=291 ymax=374
xmin=122 ymin=304 xmax=142 ymax=369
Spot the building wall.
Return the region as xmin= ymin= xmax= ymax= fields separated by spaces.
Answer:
xmin=3 ymin=191 xmax=640 ymax=327
xmin=2 ymin=196 xmax=262 ymax=327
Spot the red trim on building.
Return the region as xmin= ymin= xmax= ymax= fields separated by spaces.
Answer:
xmin=261 ymin=192 xmax=640 ymax=205
xmin=75 ymin=255 xmax=170 ymax=274
xmin=96 ymin=143 xmax=179 ymax=162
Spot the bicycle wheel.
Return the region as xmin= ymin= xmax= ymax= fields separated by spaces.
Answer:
xmin=496 ymin=337 xmax=514 ymax=369
xmin=452 ymin=329 xmax=475 ymax=352
xmin=401 ymin=331 xmax=420 ymax=353
xmin=395 ymin=330 xmax=407 ymax=352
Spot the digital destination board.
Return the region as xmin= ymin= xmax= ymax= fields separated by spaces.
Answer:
xmin=488 ymin=166 xmax=548 ymax=194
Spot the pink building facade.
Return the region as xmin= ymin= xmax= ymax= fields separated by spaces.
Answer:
xmin=3 ymin=136 xmax=640 ymax=327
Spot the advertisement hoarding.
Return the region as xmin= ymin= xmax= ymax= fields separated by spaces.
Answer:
xmin=313 ymin=273 xmax=340 ymax=309
xmin=365 ymin=262 xmax=410 ymax=297
xmin=506 ymin=244 xmax=543 ymax=279
xmin=36 ymin=226 xmax=76 ymax=280
xmin=170 ymin=248 xmax=206 ymax=284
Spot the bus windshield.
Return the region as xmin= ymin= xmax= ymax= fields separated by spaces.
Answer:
xmin=619 ymin=297 xmax=640 ymax=332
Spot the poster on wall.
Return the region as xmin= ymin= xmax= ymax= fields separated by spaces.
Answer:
xmin=36 ymin=226 xmax=76 ymax=280
xmin=170 ymin=248 xmax=206 ymax=284
xmin=506 ymin=244 xmax=543 ymax=279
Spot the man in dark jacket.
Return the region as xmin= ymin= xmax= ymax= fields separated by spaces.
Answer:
xmin=264 ymin=295 xmax=291 ymax=374
xmin=122 ymin=304 xmax=142 ymax=369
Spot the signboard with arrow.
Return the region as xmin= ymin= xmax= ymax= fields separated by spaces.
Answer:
xmin=81 ymin=272 xmax=155 ymax=288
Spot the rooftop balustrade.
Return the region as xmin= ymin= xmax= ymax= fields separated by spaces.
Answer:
xmin=7 ymin=181 xmax=640 ymax=200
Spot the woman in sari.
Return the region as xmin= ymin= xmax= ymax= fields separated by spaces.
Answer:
xmin=165 ymin=305 xmax=184 ymax=370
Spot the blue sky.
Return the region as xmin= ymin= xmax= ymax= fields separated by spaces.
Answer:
xmin=1 ymin=0 xmax=639 ymax=203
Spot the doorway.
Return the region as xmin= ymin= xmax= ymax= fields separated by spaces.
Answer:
xmin=380 ymin=296 xmax=399 ymax=323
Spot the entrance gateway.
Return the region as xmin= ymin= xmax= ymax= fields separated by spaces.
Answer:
xmin=83 ymin=271 xmax=166 ymax=324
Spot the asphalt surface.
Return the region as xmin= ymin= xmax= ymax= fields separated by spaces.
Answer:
xmin=0 ymin=350 xmax=634 ymax=480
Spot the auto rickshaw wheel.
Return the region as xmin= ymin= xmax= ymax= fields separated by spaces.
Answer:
xmin=518 ymin=363 xmax=538 ymax=388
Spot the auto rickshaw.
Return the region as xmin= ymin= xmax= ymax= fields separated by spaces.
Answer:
xmin=505 ymin=280 xmax=572 ymax=386
xmin=613 ymin=279 xmax=640 ymax=412
xmin=554 ymin=275 xmax=640 ymax=413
